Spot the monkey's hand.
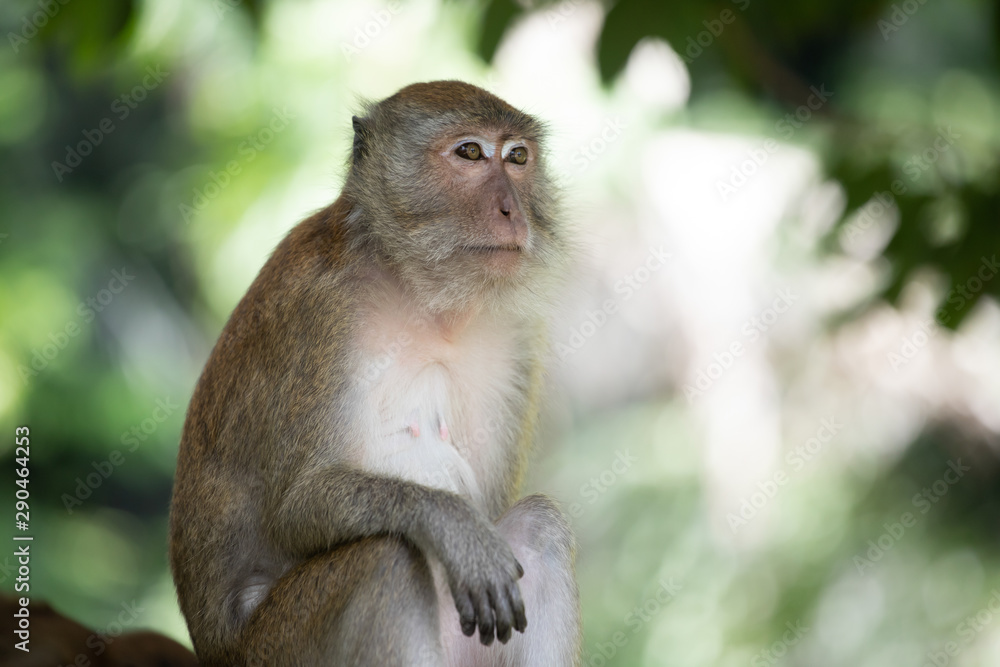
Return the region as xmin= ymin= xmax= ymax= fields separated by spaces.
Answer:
xmin=422 ymin=498 xmax=527 ymax=646
xmin=270 ymin=467 xmax=527 ymax=645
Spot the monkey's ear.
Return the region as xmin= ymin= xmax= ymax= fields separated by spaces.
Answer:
xmin=352 ymin=115 xmax=369 ymax=164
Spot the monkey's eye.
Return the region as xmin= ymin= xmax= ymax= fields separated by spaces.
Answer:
xmin=455 ymin=142 xmax=483 ymax=160
xmin=506 ymin=146 xmax=528 ymax=165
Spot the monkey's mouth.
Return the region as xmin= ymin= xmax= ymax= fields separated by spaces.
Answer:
xmin=463 ymin=245 xmax=523 ymax=254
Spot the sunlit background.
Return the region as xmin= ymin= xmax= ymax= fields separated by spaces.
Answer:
xmin=2 ymin=0 xmax=1000 ymax=664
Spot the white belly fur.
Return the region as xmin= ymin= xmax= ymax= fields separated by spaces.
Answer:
xmin=350 ymin=305 xmax=521 ymax=511
xmin=361 ymin=362 xmax=483 ymax=501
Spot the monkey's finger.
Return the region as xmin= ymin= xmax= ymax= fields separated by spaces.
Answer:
xmin=474 ymin=592 xmax=496 ymax=645
xmin=509 ymin=581 xmax=527 ymax=633
xmin=455 ymin=592 xmax=477 ymax=637
xmin=490 ymin=588 xmax=513 ymax=644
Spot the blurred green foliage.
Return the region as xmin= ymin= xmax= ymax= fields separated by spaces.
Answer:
xmin=480 ymin=0 xmax=1000 ymax=328
xmin=1 ymin=0 xmax=999 ymax=664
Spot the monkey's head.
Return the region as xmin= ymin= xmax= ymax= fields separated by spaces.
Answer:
xmin=345 ymin=81 xmax=566 ymax=313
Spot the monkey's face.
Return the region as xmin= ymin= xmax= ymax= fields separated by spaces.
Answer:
xmin=364 ymin=122 xmax=561 ymax=290
xmin=348 ymin=81 xmax=565 ymax=311
xmin=421 ymin=129 xmax=538 ymax=278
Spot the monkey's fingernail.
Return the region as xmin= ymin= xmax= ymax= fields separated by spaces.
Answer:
xmin=408 ymin=421 xmax=420 ymax=438
xmin=439 ymin=417 xmax=449 ymax=440
xmin=516 ymin=560 xmax=524 ymax=577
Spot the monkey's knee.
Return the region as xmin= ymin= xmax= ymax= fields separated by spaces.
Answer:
xmin=441 ymin=496 xmax=580 ymax=666
xmin=505 ymin=495 xmax=580 ymax=659
xmin=244 ymin=537 xmax=442 ymax=667
xmin=499 ymin=493 xmax=576 ymax=566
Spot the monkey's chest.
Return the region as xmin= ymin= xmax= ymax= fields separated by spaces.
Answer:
xmin=352 ymin=338 xmax=519 ymax=508
xmin=358 ymin=364 xmax=474 ymax=494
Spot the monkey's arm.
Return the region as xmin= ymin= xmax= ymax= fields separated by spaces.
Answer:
xmin=269 ymin=465 xmax=527 ymax=645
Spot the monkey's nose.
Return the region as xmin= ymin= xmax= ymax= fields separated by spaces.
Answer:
xmin=499 ymin=194 xmax=515 ymax=218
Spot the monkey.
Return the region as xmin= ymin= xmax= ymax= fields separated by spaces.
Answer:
xmin=169 ymin=80 xmax=581 ymax=666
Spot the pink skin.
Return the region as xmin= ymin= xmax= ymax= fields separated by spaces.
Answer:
xmin=434 ymin=133 xmax=535 ymax=277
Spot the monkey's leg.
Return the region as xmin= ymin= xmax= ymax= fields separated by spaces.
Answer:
xmin=440 ymin=494 xmax=582 ymax=667
xmin=241 ymin=536 xmax=443 ymax=667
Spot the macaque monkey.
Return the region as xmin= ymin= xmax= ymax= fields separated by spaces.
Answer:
xmin=169 ymin=81 xmax=580 ymax=666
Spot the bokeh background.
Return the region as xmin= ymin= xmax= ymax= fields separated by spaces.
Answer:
xmin=2 ymin=0 xmax=1000 ymax=664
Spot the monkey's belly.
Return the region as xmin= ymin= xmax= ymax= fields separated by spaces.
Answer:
xmin=359 ymin=364 xmax=484 ymax=503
